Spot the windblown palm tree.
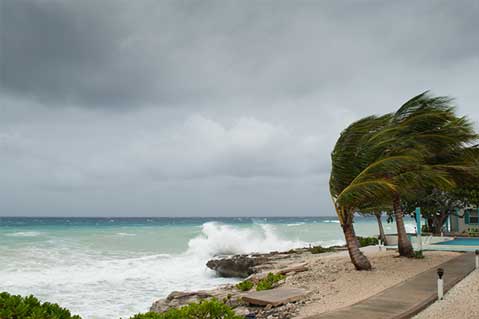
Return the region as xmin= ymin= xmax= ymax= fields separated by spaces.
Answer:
xmin=330 ymin=92 xmax=478 ymax=267
xmin=372 ymin=92 xmax=478 ymax=256
xmin=330 ymin=115 xmax=419 ymax=269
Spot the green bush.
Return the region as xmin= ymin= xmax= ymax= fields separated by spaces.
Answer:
xmin=0 ymin=292 xmax=81 ymax=319
xmin=357 ymin=236 xmax=379 ymax=247
xmin=309 ymin=245 xmax=334 ymax=254
xmin=235 ymin=280 xmax=253 ymax=291
xmin=410 ymin=251 xmax=425 ymax=259
xmin=467 ymin=228 xmax=479 ymax=236
xmin=129 ymin=299 xmax=242 ymax=319
xmin=256 ymin=272 xmax=285 ymax=291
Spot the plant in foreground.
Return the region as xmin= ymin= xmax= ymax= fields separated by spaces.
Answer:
xmin=0 ymin=292 xmax=81 ymax=319
xmin=129 ymin=298 xmax=242 ymax=319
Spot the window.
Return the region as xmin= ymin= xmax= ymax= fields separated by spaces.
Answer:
xmin=468 ymin=210 xmax=479 ymax=224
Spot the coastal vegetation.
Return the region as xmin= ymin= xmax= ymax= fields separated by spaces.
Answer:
xmin=330 ymin=92 xmax=478 ymax=269
xmin=235 ymin=272 xmax=288 ymax=292
xmin=235 ymin=280 xmax=254 ymax=291
xmin=357 ymin=236 xmax=379 ymax=247
xmin=130 ymin=299 xmax=242 ymax=319
xmin=309 ymin=245 xmax=335 ymax=254
xmin=256 ymin=272 xmax=286 ymax=291
xmin=0 ymin=292 xmax=241 ymax=319
xmin=0 ymin=292 xmax=81 ymax=319
xmin=402 ymin=178 xmax=479 ymax=235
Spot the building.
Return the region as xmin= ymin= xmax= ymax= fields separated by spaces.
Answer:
xmin=449 ymin=207 xmax=479 ymax=234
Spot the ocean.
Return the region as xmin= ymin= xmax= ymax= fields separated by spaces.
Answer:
xmin=0 ymin=216 xmax=415 ymax=319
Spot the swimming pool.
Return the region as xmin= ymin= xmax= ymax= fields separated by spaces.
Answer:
xmin=434 ymin=237 xmax=479 ymax=246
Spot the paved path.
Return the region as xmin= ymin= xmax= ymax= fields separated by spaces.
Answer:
xmin=305 ymin=252 xmax=476 ymax=319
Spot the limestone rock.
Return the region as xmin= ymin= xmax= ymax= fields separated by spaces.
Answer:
xmin=206 ymin=254 xmax=269 ymax=278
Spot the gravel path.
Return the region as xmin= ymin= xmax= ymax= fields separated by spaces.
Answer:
xmin=413 ymin=269 xmax=479 ymax=319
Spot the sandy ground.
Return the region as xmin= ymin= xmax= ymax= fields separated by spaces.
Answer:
xmin=413 ymin=269 xmax=479 ymax=319
xmin=283 ymin=247 xmax=460 ymax=318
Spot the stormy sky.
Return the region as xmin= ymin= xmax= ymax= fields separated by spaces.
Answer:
xmin=0 ymin=0 xmax=478 ymax=217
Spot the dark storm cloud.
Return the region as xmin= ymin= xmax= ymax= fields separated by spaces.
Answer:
xmin=2 ymin=0 xmax=478 ymax=109
xmin=0 ymin=1 xmax=478 ymax=216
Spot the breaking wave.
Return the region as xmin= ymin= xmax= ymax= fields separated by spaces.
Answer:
xmin=187 ymin=222 xmax=308 ymax=257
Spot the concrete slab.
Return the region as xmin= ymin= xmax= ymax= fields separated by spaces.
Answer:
xmin=243 ymin=287 xmax=308 ymax=306
xmin=305 ymin=252 xmax=475 ymax=319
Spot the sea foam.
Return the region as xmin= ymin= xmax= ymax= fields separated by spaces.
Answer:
xmin=187 ymin=222 xmax=308 ymax=258
xmin=0 ymin=222 xmax=309 ymax=319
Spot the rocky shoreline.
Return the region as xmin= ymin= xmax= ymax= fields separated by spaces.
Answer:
xmin=150 ymin=247 xmax=320 ymax=318
xmin=148 ymin=248 xmax=460 ymax=319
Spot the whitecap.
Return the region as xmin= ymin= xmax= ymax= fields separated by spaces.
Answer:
xmin=323 ymin=220 xmax=340 ymax=223
xmin=286 ymin=222 xmax=306 ymax=227
xmin=115 ymin=232 xmax=137 ymax=237
xmin=5 ymin=231 xmax=43 ymax=237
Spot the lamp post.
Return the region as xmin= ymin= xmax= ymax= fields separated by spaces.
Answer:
xmin=475 ymin=250 xmax=479 ymax=270
xmin=437 ymin=268 xmax=444 ymax=300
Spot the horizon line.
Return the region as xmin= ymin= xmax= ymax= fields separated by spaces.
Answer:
xmin=0 ymin=215 xmax=340 ymax=219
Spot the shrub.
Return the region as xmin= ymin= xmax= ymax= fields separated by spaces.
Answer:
xmin=410 ymin=251 xmax=425 ymax=259
xmin=256 ymin=272 xmax=285 ymax=291
xmin=468 ymin=228 xmax=479 ymax=237
xmin=0 ymin=292 xmax=81 ymax=319
xmin=309 ymin=245 xmax=334 ymax=254
xmin=357 ymin=236 xmax=379 ymax=247
xmin=236 ymin=280 xmax=253 ymax=291
xmin=129 ymin=299 xmax=242 ymax=319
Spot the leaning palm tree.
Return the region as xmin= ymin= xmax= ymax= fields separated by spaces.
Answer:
xmin=371 ymin=92 xmax=478 ymax=256
xmin=330 ymin=114 xmax=420 ymax=269
xmin=331 ymin=92 xmax=478 ymax=266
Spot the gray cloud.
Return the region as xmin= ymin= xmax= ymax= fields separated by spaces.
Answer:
xmin=3 ymin=0 xmax=478 ymax=109
xmin=0 ymin=0 xmax=478 ymax=216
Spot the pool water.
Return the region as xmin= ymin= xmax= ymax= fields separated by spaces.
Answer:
xmin=434 ymin=238 xmax=479 ymax=246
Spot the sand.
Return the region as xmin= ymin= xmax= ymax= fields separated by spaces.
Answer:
xmin=282 ymin=247 xmax=460 ymax=318
xmin=413 ymin=269 xmax=479 ymax=319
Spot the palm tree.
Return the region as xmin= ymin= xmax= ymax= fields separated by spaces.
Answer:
xmin=331 ymin=92 xmax=478 ymax=266
xmin=330 ymin=115 xmax=418 ymax=269
xmin=373 ymin=92 xmax=478 ymax=256
xmin=374 ymin=212 xmax=387 ymax=244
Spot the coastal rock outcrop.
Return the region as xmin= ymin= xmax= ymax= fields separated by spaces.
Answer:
xmin=206 ymin=254 xmax=270 ymax=278
xmin=206 ymin=249 xmax=308 ymax=278
xmin=150 ymin=249 xmax=315 ymax=318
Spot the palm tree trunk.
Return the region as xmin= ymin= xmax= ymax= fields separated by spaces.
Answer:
xmin=341 ymin=219 xmax=372 ymax=270
xmin=392 ymin=194 xmax=414 ymax=257
xmin=375 ymin=212 xmax=387 ymax=245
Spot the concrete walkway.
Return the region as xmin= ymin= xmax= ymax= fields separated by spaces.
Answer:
xmin=305 ymin=252 xmax=476 ymax=319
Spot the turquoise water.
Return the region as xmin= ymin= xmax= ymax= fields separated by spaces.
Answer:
xmin=0 ymin=216 xmax=415 ymax=319
xmin=434 ymin=237 xmax=479 ymax=246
